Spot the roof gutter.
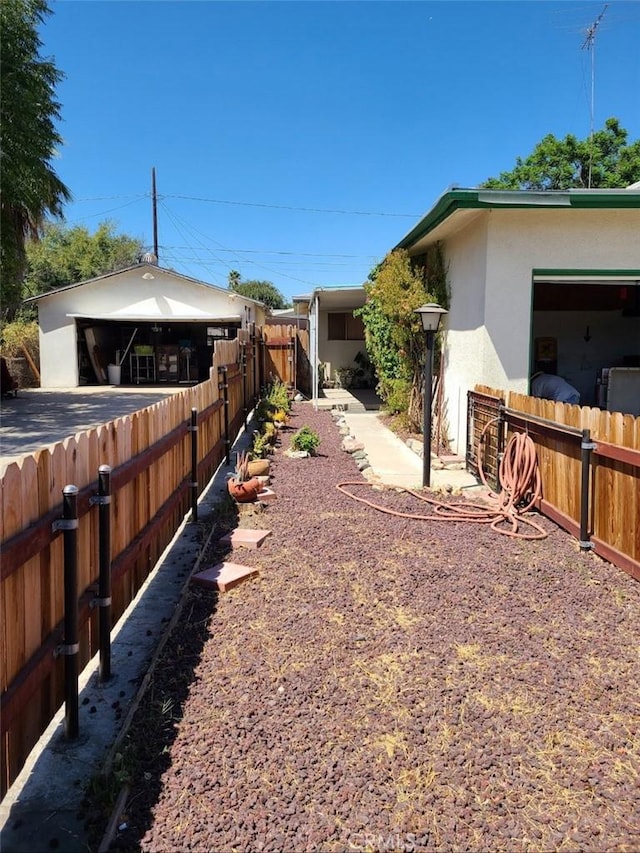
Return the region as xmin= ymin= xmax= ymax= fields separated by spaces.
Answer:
xmin=394 ymin=187 xmax=640 ymax=251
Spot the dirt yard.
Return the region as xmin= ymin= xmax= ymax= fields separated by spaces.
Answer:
xmin=89 ymin=402 xmax=640 ymax=853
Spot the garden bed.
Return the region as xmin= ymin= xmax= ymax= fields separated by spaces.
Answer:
xmin=94 ymin=402 xmax=639 ymax=852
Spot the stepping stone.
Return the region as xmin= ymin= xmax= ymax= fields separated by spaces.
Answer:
xmin=257 ymin=488 xmax=277 ymax=503
xmin=219 ymin=528 xmax=271 ymax=550
xmin=191 ymin=562 xmax=258 ymax=593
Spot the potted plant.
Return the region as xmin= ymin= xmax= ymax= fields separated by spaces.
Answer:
xmin=227 ymin=450 xmax=262 ymax=503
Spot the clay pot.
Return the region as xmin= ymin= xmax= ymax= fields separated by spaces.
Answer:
xmin=247 ymin=458 xmax=270 ymax=478
xmin=228 ymin=477 xmax=262 ymax=503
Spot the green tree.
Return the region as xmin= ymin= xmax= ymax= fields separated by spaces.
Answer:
xmin=356 ymin=246 xmax=449 ymax=433
xmin=229 ymin=277 xmax=291 ymax=310
xmin=23 ymin=220 xmax=144 ymax=298
xmin=1 ymin=0 xmax=71 ymax=320
xmin=482 ymin=118 xmax=640 ymax=190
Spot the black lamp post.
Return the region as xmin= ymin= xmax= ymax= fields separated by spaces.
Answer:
xmin=415 ymin=303 xmax=448 ymax=488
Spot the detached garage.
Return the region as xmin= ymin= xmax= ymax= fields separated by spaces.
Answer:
xmin=26 ymin=261 xmax=267 ymax=388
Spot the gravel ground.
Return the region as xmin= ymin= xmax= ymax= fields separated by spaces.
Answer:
xmin=96 ymin=402 xmax=640 ymax=853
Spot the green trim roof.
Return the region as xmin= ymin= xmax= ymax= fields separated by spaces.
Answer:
xmin=394 ymin=187 xmax=640 ymax=250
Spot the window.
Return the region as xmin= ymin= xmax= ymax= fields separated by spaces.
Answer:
xmin=327 ymin=312 xmax=364 ymax=341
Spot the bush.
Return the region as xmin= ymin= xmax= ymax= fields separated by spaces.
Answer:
xmin=265 ymin=378 xmax=290 ymax=413
xmin=1 ymin=319 xmax=39 ymax=359
xmin=380 ymin=377 xmax=411 ymax=415
xmin=291 ymin=426 xmax=320 ymax=455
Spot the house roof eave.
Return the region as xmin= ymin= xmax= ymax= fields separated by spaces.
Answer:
xmin=24 ymin=263 xmax=267 ymax=309
xmin=394 ymin=187 xmax=640 ymax=252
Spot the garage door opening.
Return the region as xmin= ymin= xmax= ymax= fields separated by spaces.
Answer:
xmin=531 ymin=275 xmax=640 ymax=412
xmin=76 ymin=319 xmax=241 ymax=386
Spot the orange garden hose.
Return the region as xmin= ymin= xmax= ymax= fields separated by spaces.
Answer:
xmin=337 ymin=421 xmax=548 ymax=540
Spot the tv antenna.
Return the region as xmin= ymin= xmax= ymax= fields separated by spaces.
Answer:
xmin=581 ymin=4 xmax=608 ymax=188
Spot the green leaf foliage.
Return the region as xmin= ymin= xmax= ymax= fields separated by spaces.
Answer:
xmin=1 ymin=0 xmax=71 ymax=319
xmin=291 ymin=426 xmax=320 ymax=455
xmin=356 ymin=247 xmax=449 ymax=430
xmin=481 ymin=118 xmax=640 ymax=190
xmin=23 ymin=220 xmax=144 ymax=297
xmin=229 ymin=277 xmax=291 ymax=310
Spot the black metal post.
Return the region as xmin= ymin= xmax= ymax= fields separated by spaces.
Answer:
xmin=423 ymin=330 xmax=434 ymax=489
xmin=97 ymin=465 xmax=112 ymax=682
xmin=241 ymin=342 xmax=248 ymax=428
xmin=221 ymin=365 xmax=230 ymax=462
xmin=580 ymin=428 xmax=595 ymax=550
xmin=190 ymin=407 xmax=198 ymax=523
xmin=252 ymin=324 xmax=258 ymax=407
xmin=57 ymin=484 xmax=80 ymax=739
xmin=496 ymin=406 xmax=506 ymax=493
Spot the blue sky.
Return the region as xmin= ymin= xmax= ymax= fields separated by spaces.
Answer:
xmin=41 ymin=1 xmax=640 ymax=301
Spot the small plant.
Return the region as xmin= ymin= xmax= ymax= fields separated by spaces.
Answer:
xmin=251 ymin=431 xmax=271 ymax=458
xmin=234 ymin=450 xmax=251 ymax=482
xmin=291 ymin=425 xmax=320 ymax=455
xmin=263 ymin=421 xmax=278 ymax=445
xmin=265 ymin=378 xmax=290 ymax=413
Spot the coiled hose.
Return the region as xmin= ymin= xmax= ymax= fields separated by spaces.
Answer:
xmin=336 ymin=421 xmax=547 ymax=540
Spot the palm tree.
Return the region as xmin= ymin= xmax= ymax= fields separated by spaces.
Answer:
xmin=1 ymin=0 xmax=71 ymax=320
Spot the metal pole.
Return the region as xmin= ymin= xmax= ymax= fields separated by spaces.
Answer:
xmin=252 ymin=324 xmax=258 ymax=407
xmin=96 ymin=466 xmax=112 ymax=682
xmin=580 ymin=428 xmax=595 ymax=550
xmin=423 ymin=331 xmax=434 ymax=489
xmin=241 ymin=342 xmax=248 ymax=428
xmin=221 ymin=365 xmax=230 ymax=462
xmin=190 ymin=407 xmax=198 ymax=523
xmin=54 ymin=485 xmax=80 ymax=739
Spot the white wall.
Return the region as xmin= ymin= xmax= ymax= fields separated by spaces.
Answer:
xmin=439 ymin=215 xmax=489 ymax=452
xmin=436 ymin=207 xmax=640 ymax=453
xmin=317 ymin=311 xmax=365 ymax=382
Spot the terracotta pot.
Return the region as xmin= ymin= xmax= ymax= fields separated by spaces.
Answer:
xmin=228 ymin=476 xmax=262 ymax=503
xmin=247 ymin=459 xmax=270 ymax=477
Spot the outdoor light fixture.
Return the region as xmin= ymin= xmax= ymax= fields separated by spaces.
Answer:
xmin=414 ymin=303 xmax=448 ymax=488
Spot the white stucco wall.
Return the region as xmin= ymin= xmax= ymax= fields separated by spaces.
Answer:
xmin=35 ymin=266 xmax=265 ymax=387
xmin=317 ymin=311 xmax=365 ymax=383
xmin=434 ymin=207 xmax=640 ymax=453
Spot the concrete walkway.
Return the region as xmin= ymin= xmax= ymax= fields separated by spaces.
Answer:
xmin=340 ymin=411 xmax=482 ymax=494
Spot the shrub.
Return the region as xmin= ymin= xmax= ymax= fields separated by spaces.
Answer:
xmin=291 ymin=426 xmax=320 ymax=455
xmin=265 ymin=378 xmax=290 ymax=413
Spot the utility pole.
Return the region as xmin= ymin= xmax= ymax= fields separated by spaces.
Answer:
xmin=151 ymin=166 xmax=159 ymax=260
xmin=581 ymin=4 xmax=608 ymax=188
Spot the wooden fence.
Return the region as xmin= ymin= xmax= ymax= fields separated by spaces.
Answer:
xmin=0 ymin=332 xmax=258 ymax=798
xmin=470 ymin=385 xmax=640 ymax=581
xmin=260 ymin=325 xmax=311 ymax=397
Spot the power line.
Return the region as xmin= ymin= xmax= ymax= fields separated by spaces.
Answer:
xmin=159 ymin=245 xmax=377 ymax=259
xmin=163 ymin=193 xmax=420 ymax=218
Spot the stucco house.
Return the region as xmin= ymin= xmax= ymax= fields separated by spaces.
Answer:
xmin=393 ymin=187 xmax=640 ymax=453
xmin=26 ymin=260 xmax=267 ymax=388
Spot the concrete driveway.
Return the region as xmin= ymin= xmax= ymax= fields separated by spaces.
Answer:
xmin=0 ymin=386 xmax=181 ymax=473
